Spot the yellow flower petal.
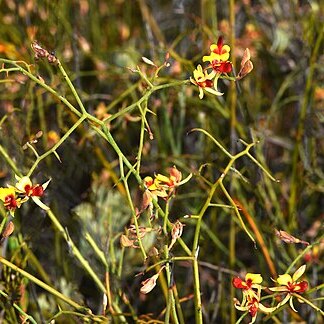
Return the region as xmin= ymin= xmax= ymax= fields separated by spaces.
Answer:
xmin=209 ymin=44 xmax=218 ymax=51
xmin=292 ymin=265 xmax=306 ymax=282
xmin=246 ymin=273 xmax=263 ymax=284
xmin=193 ymin=65 xmax=204 ymax=79
xmin=289 ymin=297 xmax=298 ymax=312
xmin=268 ymin=286 xmax=289 ymax=292
xmin=205 ymin=87 xmax=223 ymax=97
xmin=199 ymin=88 xmax=204 ymax=99
xmin=155 ymin=174 xmax=170 ymax=183
xmin=15 ymin=176 xmax=32 ymax=193
xmin=202 ymin=53 xmax=216 ymax=63
xmin=277 ymin=273 xmax=292 ymax=286
xmin=222 ymin=44 xmax=231 ymax=52
xmin=258 ymin=303 xmax=277 ymax=314
xmin=42 ymin=179 xmax=51 ymax=190
xmin=0 ymin=187 xmax=15 ymax=201
xmin=31 ymin=196 xmax=50 ymax=210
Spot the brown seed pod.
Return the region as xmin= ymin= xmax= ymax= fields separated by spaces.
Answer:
xmin=31 ymin=40 xmax=49 ymax=59
xmin=0 ymin=221 xmax=15 ymax=245
xmin=47 ymin=53 xmax=58 ymax=64
xmin=236 ymin=48 xmax=253 ymax=80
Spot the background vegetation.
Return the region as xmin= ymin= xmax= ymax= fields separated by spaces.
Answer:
xmin=0 ymin=0 xmax=323 ymax=323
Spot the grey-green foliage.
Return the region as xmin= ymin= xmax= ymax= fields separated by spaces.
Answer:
xmin=73 ymin=182 xmax=130 ymax=262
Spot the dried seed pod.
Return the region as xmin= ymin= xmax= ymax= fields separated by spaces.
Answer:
xmin=169 ymin=166 xmax=182 ymax=184
xmin=275 ymin=229 xmax=309 ymax=245
xmin=140 ymin=266 xmax=165 ymax=294
xmin=31 ymin=41 xmax=58 ymax=64
xmin=142 ymin=190 xmax=152 ymax=210
xmin=236 ymin=48 xmax=253 ymax=80
xmin=140 ymin=273 xmax=159 ymax=294
xmin=120 ymin=234 xmax=135 ymax=248
xmin=47 ymin=53 xmax=58 ymax=64
xmin=169 ymin=220 xmax=185 ymax=250
xmin=0 ymin=221 xmax=15 ymax=244
xmin=31 ymin=40 xmax=49 ymax=59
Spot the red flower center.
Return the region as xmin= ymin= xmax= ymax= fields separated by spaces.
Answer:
xmin=24 ymin=184 xmax=33 ymax=196
xmin=232 ymin=277 xmax=253 ymax=290
xmin=31 ymin=184 xmax=44 ymax=197
xmin=248 ymin=297 xmax=259 ymax=317
xmin=197 ymin=78 xmax=213 ymax=88
xmin=214 ymin=37 xmax=224 ymax=54
xmin=287 ymin=281 xmax=308 ymax=293
xmin=211 ymin=60 xmax=232 ymax=73
xmin=4 ymin=194 xmax=17 ymax=210
xmin=24 ymin=184 xmax=44 ymax=197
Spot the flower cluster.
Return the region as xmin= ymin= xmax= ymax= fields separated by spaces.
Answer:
xmin=190 ymin=36 xmax=233 ymax=99
xmin=233 ymin=273 xmax=276 ymax=323
xmin=233 ymin=265 xmax=308 ymax=323
xmin=0 ymin=176 xmax=50 ymax=216
xmin=142 ymin=166 xmax=184 ymax=210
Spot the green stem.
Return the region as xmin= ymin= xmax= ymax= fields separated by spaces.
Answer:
xmin=291 ymin=293 xmax=324 ymax=316
xmin=0 ymin=290 xmax=37 ymax=324
xmin=164 ymin=246 xmax=179 ymax=324
xmin=190 ymin=128 xmax=233 ymax=158
xmin=119 ymin=156 xmax=147 ymax=260
xmin=163 ymin=200 xmax=170 ymax=235
xmin=191 ymin=142 xmax=258 ymax=323
xmin=307 ymin=282 xmax=324 ymax=295
xmin=219 ymin=181 xmax=255 ymax=244
xmin=27 ymin=115 xmax=87 ymax=177
xmin=46 ymin=209 xmax=106 ymax=294
xmin=0 ymin=256 xmax=88 ymax=312
xmin=136 ymin=101 xmax=148 ymax=174
xmin=0 ymin=144 xmax=23 ymax=177
xmin=0 ymin=59 xmax=82 ymax=116
xmin=57 ymin=60 xmax=87 ymax=114
xmin=144 ymin=256 xmax=195 ymax=273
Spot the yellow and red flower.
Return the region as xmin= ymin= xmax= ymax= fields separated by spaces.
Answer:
xmin=233 ymin=272 xmax=276 ymax=323
xmin=190 ymin=36 xmax=235 ymax=99
xmin=269 ymin=265 xmax=308 ymax=312
xmin=0 ymin=187 xmax=21 ymax=216
xmin=190 ymin=64 xmax=223 ymax=99
xmin=270 ymin=265 xmax=308 ymax=294
xmin=1 ymin=176 xmax=50 ymax=214
xmin=142 ymin=167 xmax=190 ymax=211
xmin=13 ymin=176 xmax=50 ymax=210
xmin=203 ymin=37 xmax=231 ymax=62
xmin=232 ymin=273 xmax=263 ymax=291
xmin=234 ymin=294 xmax=276 ymax=324
xmin=15 ymin=176 xmax=45 ymax=197
xmin=202 ymin=37 xmax=233 ymax=75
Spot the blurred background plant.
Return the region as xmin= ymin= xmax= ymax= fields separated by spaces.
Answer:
xmin=0 ymin=0 xmax=323 ymax=323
